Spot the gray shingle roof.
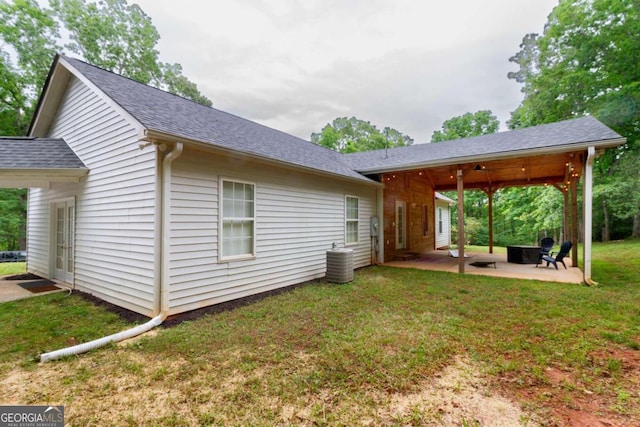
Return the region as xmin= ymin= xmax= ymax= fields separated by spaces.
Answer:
xmin=343 ymin=116 xmax=624 ymax=173
xmin=62 ymin=57 xmax=372 ymax=183
xmin=0 ymin=137 xmax=87 ymax=169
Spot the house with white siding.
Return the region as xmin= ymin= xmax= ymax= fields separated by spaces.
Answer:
xmin=0 ymin=55 xmax=626 ymax=318
xmin=435 ymin=193 xmax=454 ymax=249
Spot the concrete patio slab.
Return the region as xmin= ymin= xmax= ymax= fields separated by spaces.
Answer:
xmin=0 ymin=275 xmax=67 ymax=303
xmin=384 ymin=250 xmax=584 ymax=284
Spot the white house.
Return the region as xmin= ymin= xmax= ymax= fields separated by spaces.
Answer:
xmin=435 ymin=192 xmax=455 ymax=249
xmin=0 ymin=55 xmax=626 ymax=318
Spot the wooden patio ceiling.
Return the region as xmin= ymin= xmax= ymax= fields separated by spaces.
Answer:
xmin=417 ymin=150 xmax=585 ymax=192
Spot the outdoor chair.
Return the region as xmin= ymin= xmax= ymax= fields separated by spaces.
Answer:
xmin=541 ymin=240 xmax=572 ymax=270
xmin=536 ymin=237 xmax=555 ymax=267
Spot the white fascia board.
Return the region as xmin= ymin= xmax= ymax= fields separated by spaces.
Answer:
xmin=0 ymin=168 xmax=88 ymax=181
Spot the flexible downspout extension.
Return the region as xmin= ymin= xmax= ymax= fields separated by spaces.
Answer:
xmin=40 ymin=143 xmax=184 ymax=362
xmin=40 ymin=315 xmax=165 ymax=362
xmin=583 ymin=146 xmax=598 ymax=286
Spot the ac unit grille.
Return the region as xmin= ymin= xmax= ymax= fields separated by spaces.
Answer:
xmin=326 ymin=249 xmax=354 ymax=283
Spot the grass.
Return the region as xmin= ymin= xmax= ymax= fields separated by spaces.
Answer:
xmin=0 ymin=241 xmax=639 ymax=425
xmin=0 ymin=261 xmax=26 ymax=276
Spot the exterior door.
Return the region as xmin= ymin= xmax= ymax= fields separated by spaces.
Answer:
xmin=53 ymin=200 xmax=75 ymax=283
xmin=395 ymin=201 xmax=406 ymax=250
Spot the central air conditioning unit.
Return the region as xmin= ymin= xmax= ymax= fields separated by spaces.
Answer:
xmin=326 ymin=248 xmax=354 ymax=283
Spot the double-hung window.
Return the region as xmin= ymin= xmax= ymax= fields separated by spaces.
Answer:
xmin=220 ymin=179 xmax=255 ymax=260
xmin=345 ymin=196 xmax=359 ymax=245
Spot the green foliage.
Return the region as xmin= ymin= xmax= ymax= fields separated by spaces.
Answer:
xmin=310 ymin=116 xmax=413 ymax=153
xmin=50 ymin=0 xmax=161 ymax=84
xmin=0 ymin=0 xmax=60 ymax=135
xmin=508 ymin=0 xmax=640 ymax=238
xmin=0 ymin=189 xmax=27 ymax=250
xmin=448 ymin=186 xmax=566 ymax=246
xmin=431 ymin=110 xmax=499 ymax=142
xmin=159 ymin=62 xmax=212 ymax=107
xmin=0 ymin=0 xmax=211 ymax=138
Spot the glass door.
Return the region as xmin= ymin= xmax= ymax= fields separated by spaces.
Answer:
xmin=53 ymin=200 xmax=75 ymax=282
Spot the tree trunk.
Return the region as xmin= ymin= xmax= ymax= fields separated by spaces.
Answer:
xmin=602 ymin=200 xmax=610 ymax=242
xmin=633 ymin=214 xmax=640 ymax=238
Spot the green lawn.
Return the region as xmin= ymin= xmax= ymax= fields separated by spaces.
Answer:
xmin=0 ymin=240 xmax=638 ymax=425
xmin=0 ymin=261 xmax=26 ymax=276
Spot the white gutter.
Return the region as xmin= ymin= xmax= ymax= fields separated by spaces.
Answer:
xmin=143 ymin=129 xmax=382 ymax=188
xmin=583 ymin=146 xmax=597 ymax=286
xmin=40 ymin=142 xmax=184 ymax=362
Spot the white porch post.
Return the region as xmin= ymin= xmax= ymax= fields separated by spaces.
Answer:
xmin=583 ymin=146 xmax=596 ymax=285
xmin=377 ymin=186 xmax=385 ymax=264
xmin=457 ymin=169 xmax=465 ymax=273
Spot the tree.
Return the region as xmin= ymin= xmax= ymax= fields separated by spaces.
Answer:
xmin=431 ymin=110 xmax=499 ymax=142
xmin=0 ymin=0 xmax=212 ymax=249
xmin=310 ymin=117 xmax=413 ymax=153
xmin=0 ymin=0 xmax=211 ymax=127
xmin=0 ymin=0 xmax=61 ymax=135
xmin=431 ymin=110 xmax=504 ymax=244
xmin=508 ymin=0 xmax=640 ymax=238
xmin=0 ymin=189 xmax=27 ymax=250
xmin=50 ymin=0 xmax=212 ymax=106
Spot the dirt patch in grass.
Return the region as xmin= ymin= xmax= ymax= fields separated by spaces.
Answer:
xmin=498 ymin=346 xmax=640 ymax=427
xmin=376 ymin=356 xmax=542 ymax=426
xmin=1 ymin=351 xmax=542 ymax=426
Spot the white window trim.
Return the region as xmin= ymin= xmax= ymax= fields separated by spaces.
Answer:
xmin=219 ymin=177 xmax=256 ymax=262
xmin=345 ymin=195 xmax=360 ymax=246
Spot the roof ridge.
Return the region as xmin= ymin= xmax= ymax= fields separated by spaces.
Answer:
xmin=61 ymin=55 xmax=213 ymax=110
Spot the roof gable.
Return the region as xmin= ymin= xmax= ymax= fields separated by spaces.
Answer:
xmin=60 ymin=57 xmax=373 ymax=183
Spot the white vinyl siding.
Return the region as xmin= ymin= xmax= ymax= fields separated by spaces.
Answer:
xmin=167 ymin=149 xmax=377 ymax=315
xmin=345 ymin=196 xmax=359 ymax=245
xmin=27 ymin=76 xmax=156 ymax=316
xmin=435 ymin=202 xmax=451 ymax=249
xmin=220 ymin=179 xmax=255 ymax=260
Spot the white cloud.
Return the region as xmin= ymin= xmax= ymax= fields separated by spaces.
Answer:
xmin=134 ymin=0 xmax=557 ymax=142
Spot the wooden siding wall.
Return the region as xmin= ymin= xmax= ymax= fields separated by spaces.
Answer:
xmin=435 ymin=201 xmax=451 ymax=249
xmin=27 ymin=76 xmax=157 ymax=316
xmin=382 ymin=172 xmax=435 ymax=262
xmin=168 ymin=149 xmax=377 ymax=315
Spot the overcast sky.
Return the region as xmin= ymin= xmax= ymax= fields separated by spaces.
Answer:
xmin=134 ymin=0 xmax=558 ymax=143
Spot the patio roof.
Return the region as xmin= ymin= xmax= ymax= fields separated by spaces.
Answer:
xmin=0 ymin=137 xmax=88 ymax=188
xmin=344 ymin=116 xmax=625 ymax=191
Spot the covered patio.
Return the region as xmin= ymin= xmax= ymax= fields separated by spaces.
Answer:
xmin=345 ymin=116 xmax=626 ymax=284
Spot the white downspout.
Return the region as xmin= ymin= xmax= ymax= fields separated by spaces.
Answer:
xmin=583 ymin=146 xmax=597 ymax=286
xmin=40 ymin=142 xmax=183 ymax=362
xmin=161 ymin=142 xmax=183 ymax=314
